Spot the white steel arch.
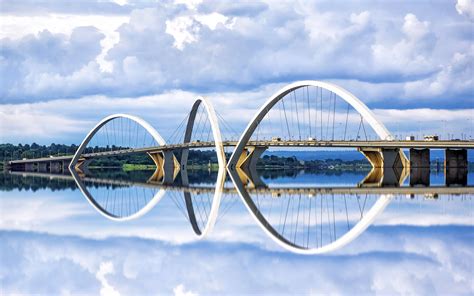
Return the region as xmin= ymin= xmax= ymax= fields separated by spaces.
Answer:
xmin=68 ymin=113 xmax=167 ymax=221
xmin=69 ymin=113 xmax=166 ymax=170
xmin=228 ymin=80 xmax=393 ymax=168
xmin=181 ymin=96 xmax=226 ymax=169
xmin=180 ymin=97 xmax=226 ymax=238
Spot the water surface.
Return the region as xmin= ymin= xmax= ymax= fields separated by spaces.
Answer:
xmin=1 ymin=168 xmax=473 ymax=295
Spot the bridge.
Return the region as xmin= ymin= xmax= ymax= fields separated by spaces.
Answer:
xmin=6 ymin=80 xmax=473 ymax=184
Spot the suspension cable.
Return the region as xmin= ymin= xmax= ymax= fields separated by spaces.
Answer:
xmin=343 ymin=103 xmax=350 ymax=141
xmin=306 ymin=86 xmax=312 ymax=138
xmin=293 ymin=90 xmax=302 ymax=140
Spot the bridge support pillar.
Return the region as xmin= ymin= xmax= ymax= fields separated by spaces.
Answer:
xmin=234 ymin=146 xmax=267 ymax=188
xmin=236 ymin=146 xmax=267 ymax=170
xmin=358 ymin=148 xmax=409 ymax=187
xmin=8 ymin=163 xmax=22 ymax=171
xmin=359 ymin=168 xmax=384 ymax=187
xmin=359 ymin=148 xmax=409 ymax=169
xmin=445 ymin=167 xmax=467 ymax=187
xmin=444 ymin=149 xmax=467 ymax=168
xmin=410 ymin=167 xmax=430 ymax=187
xmin=24 ymin=163 xmax=34 ymax=172
xmin=408 ymin=149 xmax=430 ymax=187
xmin=410 ymin=148 xmax=430 ymax=168
xmin=444 ymin=149 xmax=468 ymax=187
xmin=235 ymin=167 xmax=267 ymax=189
xmin=359 ymin=167 xmax=409 ymax=187
xmin=382 ymin=167 xmax=409 ymax=187
xmin=62 ymin=161 xmax=69 ymax=173
xmin=73 ymin=158 xmax=93 ymax=175
xmin=38 ymin=162 xmax=48 ymax=173
xmin=50 ymin=161 xmax=62 ymax=173
xmin=148 ymin=151 xmax=180 ymax=184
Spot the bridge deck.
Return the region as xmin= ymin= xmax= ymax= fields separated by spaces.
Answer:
xmin=7 ymin=140 xmax=474 ymax=165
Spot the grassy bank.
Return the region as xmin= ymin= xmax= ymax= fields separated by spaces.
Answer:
xmin=122 ymin=164 xmax=156 ymax=171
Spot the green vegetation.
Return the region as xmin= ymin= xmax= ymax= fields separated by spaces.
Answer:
xmin=0 ymin=143 xmax=78 ymax=161
xmin=258 ymin=154 xmax=370 ymax=169
xmin=3 ymin=143 xmax=472 ymax=171
xmin=122 ymin=164 xmax=156 ymax=171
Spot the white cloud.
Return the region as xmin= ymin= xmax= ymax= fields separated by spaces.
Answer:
xmin=194 ymin=12 xmax=233 ymax=30
xmin=1 ymin=226 xmax=472 ymax=294
xmin=403 ymin=46 xmax=474 ymax=99
xmin=402 ymin=13 xmax=431 ymax=40
xmin=174 ymin=0 xmax=203 ymax=11
xmin=96 ymin=261 xmax=120 ymax=296
xmin=0 ymin=191 xmax=90 ymax=230
xmin=166 ymin=16 xmax=201 ymax=50
xmin=113 ymin=0 xmax=128 ymax=6
xmin=371 ymin=13 xmax=437 ymax=78
xmin=0 ymin=1 xmax=472 ymax=116
xmin=174 ymin=284 xmax=198 ymax=296
xmin=165 ymin=11 xmax=234 ymax=50
xmin=456 ymin=0 xmax=474 ymax=21
xmin=0 ymin=91 xmax=200 ymax=143
xmin=0 ymin=14 xmax=129 ymax=73
xmin=0 ymin=107 xmax=87 ymax=142
xmin=373 ymin=108 xmax=474 ymax=139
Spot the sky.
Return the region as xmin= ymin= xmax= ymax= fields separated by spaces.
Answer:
xmin=0 ymin=0 xmax=473 ymax=144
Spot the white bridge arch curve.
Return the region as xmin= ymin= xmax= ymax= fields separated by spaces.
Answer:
xmin=180 ymin=96 xmax=226 ymax=238
xmin=69 ymin=113 xmax=167 ymax=221
xmin=228 ymin=80 xmax=393 ymax=168
xmin=181 ymin=96 xmax=226 ymax=169
xmin=69 ymin=113 xmax=166 ymax=170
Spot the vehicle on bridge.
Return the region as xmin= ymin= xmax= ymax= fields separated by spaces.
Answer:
xmin=424 ymin=135 xmax=439 ymax=141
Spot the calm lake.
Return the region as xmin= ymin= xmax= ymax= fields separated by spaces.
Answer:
xmin=1 ymin=166 xmax=473 ymax=295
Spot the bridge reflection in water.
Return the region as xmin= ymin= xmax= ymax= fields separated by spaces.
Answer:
xmin=7 ymin=165 xmax=473 ymax=255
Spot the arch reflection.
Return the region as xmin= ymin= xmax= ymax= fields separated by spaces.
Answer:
xmin=70 ymin=166 xmax=226 ymax=238
xmin=228 ymin=168 xmax=394 ymax=255
xmin=70 ymin=169 xmax=167 ymax=221
xmin=180 ymin=167 xmax=226 ymax=238
xmin=17 ymin=167 xmax=472 ymax=254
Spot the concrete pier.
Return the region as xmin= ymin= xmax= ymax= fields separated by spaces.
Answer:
xmin=410 ymin=148 xmax=430 ymax=168
xmin=38 ymin=162 xmax=48 ymax=172
xmin=359 ymin=148 xmax=409 ymax=169
xmin=50 ymin=161 xmax=62 ymax=173
xmin=148 ymin=151 xmax=180 ymax=184
xmin=236 ymin=146 xmax=267 ymax=171
xmin=445 ymin=167 xmax=467 ymax=187
xmin=25 ymin=163 xmax=34 ymax=172
xmin=410 ymin=167 xmax=430 ymax=187
xmin=62 ymin=161 xmax=69 ymax=172
xmin=445 ymin=149 xmax=467 ymax=168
